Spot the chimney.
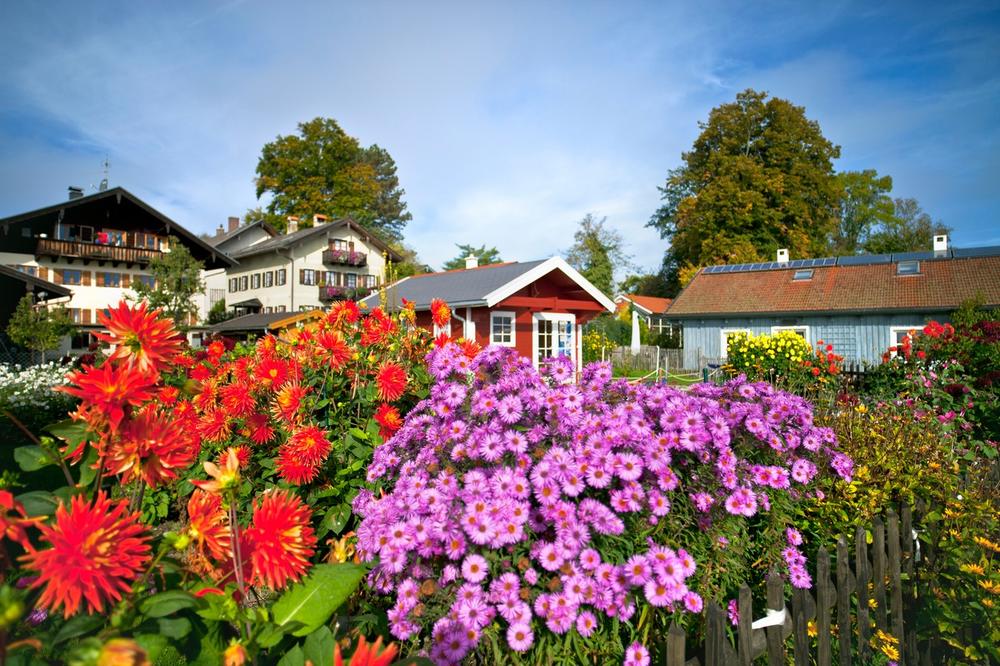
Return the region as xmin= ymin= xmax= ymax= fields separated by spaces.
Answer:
xmin=228 ymin=216 xmax=239 ymax=232
xmin=776 ymin=249 xmax=789 ymax=263
xmin=68 ymin=186 xmax=84 ymax=200
xmin=286 ymin=216 xmax=299 ymax=234
xmin=465 ymin=254 xmax=479 ymax=270
xmin=933 ymin=234 xmax=949 ymax=254
xmin=313 ymin=214 xmax=328 ymax=226
xmin=215 ymin=224 xmax=225 ymax=237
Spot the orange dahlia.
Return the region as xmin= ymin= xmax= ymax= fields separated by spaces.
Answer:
xmin=95 ymin=300 xmax=184 ymax=377
xmin=105 ymin=407 xmax=199 ymax=487
xmin=316 ymin=330 xmax=352 ymax=369
xmin=60 ymin=362 xmax=156 ymax=431
xmin=243 ymin=489 xmax=316 ymax=590
xmin=243 ymin=413 xmax=275 ymax=445
xmin=254 ymin=357 xmax=289 ymax=389
xmin=375 ymin=362 xmax=408 ymax=402
xmin=276 ymin=426 xmax=331 ymax=485
xmin=373 ymin=403 xmax=403 ymax=439
xmin=272 ymin=382 xmax=309 ymax=423
xmin=334 ymin=636 xmax=399 ymax=666
xmin=186 ymin=489 xmax=231 ymax=561
xmin=430 ymin=299 xmax=451 ymax=328
xmin=21 ymin=492 xmax=151 ymax=617
xmin=1 ymin=490 xmax=39 ymax=551
xmin=219 ymin=382 xmax=256 ymax=417
xmin=360 ymin=309 xmax=397 ymax=347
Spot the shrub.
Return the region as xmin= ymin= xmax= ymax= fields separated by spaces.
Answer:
xmin=355 ymin=347 xmax=852 ymax=664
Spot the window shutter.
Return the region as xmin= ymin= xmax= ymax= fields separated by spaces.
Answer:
xmin=53 ymin=269 xmax=63 ymax=284
xmin=121 ymin=273 xmax=131 ymax=288
xmin=82 ymin=309 xmax=92 ymax=324
xmin=38 ymin=267 xmax=48 ymax=280
xmin=96 ymin=272 xmax=105 ymax=287
xmin=299 ymin=269 xmax=306 ymax=284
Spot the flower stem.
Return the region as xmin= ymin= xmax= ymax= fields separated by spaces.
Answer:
xmin=2 ymin=408 xmax=75 ymax=487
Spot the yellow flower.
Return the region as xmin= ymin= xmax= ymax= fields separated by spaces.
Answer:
xmin=977 ymin=580 xmax=1000 ymax=595
xmin=881 ymin=644 xmax=900 ymax=661
xmin=974 ymin=536 xmax=1000 ymax=553
xmin=960 ymin=563 xmax=985 ymax=576
xmin=983 ymin=597 xmax=995 ymax=608
xmin=807 ymin=620 xmax=818 ymax=637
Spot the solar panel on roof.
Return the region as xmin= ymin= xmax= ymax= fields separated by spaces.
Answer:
xmin=892 ymin=251 xmax=936 ymax=262
xmin=836 ymin=254 xmax=892 ymax=266
xmin=952 ymin=246 xmax=1000 ymax=258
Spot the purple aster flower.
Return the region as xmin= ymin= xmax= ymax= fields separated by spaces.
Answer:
xmin=507 ymin=622 xmax=534 ymax=652
xmin=624 ymin=641 xmax=651 ymax=666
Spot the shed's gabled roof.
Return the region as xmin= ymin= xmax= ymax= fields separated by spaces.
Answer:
xmin=0 ymin=265 xmax=73 ymax=299
xmin=362 ymin=257 xmax=616 ymax=312
xmin=0 ymin=187 xmax=236 ymax=270
xmin=231 ymin=218 xmax=402 ymax=262
xmin=619 ymin=294 xmax=672 ymax=315
xmin=668 ymin=247 xmax=1000 ymax=318
xmin=208 ymin=219 xmax=278 ymax=249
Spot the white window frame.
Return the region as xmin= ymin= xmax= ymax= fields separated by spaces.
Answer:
xmin=531 ymin=312 xmax=576 ymax=369
xmin=433 ymin=322 xmax=450 ymax=338
xmin=889 ymin=326 xmax=919 ymax=357
xmin=770 ymin=325 xmax=810 ymax=344
xmin=490 ymin=310 xmax=516 ymax=347
xmin=720 ymin=328 xmax=751 ymax=360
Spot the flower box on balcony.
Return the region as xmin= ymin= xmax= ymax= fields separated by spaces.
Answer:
xmin=322 ymin=249 xmax=367 ymax=267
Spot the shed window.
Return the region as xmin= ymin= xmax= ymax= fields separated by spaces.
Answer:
xmin=490 ymin=310 xmax=516 ymax=347
xmin=792 ymin=269 xmax=813 ymax=281
xmin=897 ymin=261 xmax=920 ymax=276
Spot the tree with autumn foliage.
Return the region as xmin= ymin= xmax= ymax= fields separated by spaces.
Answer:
xmin=252 ymin=117 xmax=412 ymax=241
xmin=649 ymin=89 xmax=842 ymax=291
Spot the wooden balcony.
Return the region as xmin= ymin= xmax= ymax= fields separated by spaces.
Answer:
xmin=318 ymin=285 xmax=373 ymax=302
xmin=36 ymin=238 xmax=162 ymax=266
xmin=322 ymin=248 xmax=367 ymax=267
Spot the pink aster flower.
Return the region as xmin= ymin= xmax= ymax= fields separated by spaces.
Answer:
xmin=624 ymin=641 xmax=650 ymax=666
xmin=461 ymin=554 xmax=489 ymax=583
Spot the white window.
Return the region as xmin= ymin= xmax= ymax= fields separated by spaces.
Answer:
xmin=889 ymin=326 xmax=919 ymax=357
xmin=897 ymin=261 xmax=920 ymax=276
xmin=490 ymin=310 xmax=516 ymax=347
xmin=720 ymin=328 xmax=751 ymax=359
xmin=770 ymin=325 xmax=810 ymax=343
xmin=263 ymin=271 xmax=274 ymax=288
xmin=251 ymin=273 xmax=261 ymax=289
xmin=792 ymin=269 xmax=813 ymax=281
xmin=532 ymin=313 xmax=576 ymax=368
xmin=276 ymin=269 xmax=287 ymax=286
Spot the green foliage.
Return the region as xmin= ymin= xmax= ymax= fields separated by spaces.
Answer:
xmin=649 ymin=89 xmax=841 ymax=283
xmin=271 ymin=563 xmax=367 ymax=637
xmin=6 ymin=295 xmax=75 ymax=360
xmin=862 ymin=197 xmax=951 ymax=254
xmin=565 ymin=214 xmax=631 ymax=296
xmin=833 ymin=169 xmax=895 ymax=254
xmin=952 ymin=294 xmax=991 ymax=329
xmin=441 ymin=244 xmax=503 ymax=271
xmin=253 ymin=117 xmax=411 ymax=241
xmin=205 ymin=299 xmax=234 ymax=325
xmin=618 ymin=272 xmax=670 ymax=298
xmin=130 ymin=239 xmax=205 ymax=329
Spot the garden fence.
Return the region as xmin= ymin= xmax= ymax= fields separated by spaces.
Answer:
xmin=663 ymin=506 xmax=927 ymax=666
xmin=608 ymin=346 xmax=685 ymax=374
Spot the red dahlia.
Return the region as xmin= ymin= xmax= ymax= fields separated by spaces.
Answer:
xmin=316 ymin=330 xmax=352 ymax=369
xmin=373 ymin=403 xmax=403 ymax=439
xmin=375 ymin=362 xmax=408 ymax=402
xmin=60 ymin=362 xmax=156 ymax=432
xmin=186 ymin=489 xmax=231 ymax=561
xmin=21 ymin=492 xmax=151 ymax=617
xmin=243 ymin=489 xmax=316 ymax=590
xmin=105 ymin=407 xmax=199 ymax=487
xmin=95 ymin=300 xmax=184 ymax=377
xmin=430 ymin=298 xmax=451 ymax=328
xmin=276 ymin=426 xmax=331 ymax=485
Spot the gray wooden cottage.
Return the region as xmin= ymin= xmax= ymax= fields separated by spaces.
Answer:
xmin=666 ymin=241 xmax=1000 ymax=368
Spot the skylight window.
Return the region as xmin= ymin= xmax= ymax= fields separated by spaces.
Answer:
xmin=897 ymin=260 xmax=920 ymax=276
xmin=792 ymin=269 xmax=813 ymax=281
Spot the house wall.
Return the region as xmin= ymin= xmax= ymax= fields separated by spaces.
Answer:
xmin=678 ymin=313 xmax=942 ymax=368
xmin=224 ymin=226 xmax=387 ymax=313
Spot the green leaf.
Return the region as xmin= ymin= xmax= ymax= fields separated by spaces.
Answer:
xmin=16 ymin=490 xmax=58 ymax=517
xmin=320 ymin=504 xmax=351 ymax=538
xmin=133 ymin=633 xmax=169 ymax=663
xmin=14 ymin=445 xmax=54 ymax=472
xmin=349 ymin=427 xmax=369 ymax=441
xmin=272 ymin=563 xmax=366 ymax=637
xmin=254 ymin=623 xmax=289 ymax=649
xmin=302 ymin=626 xmax=335 ymax=666
xmin=276 ymin=644 xmax=306 ymax=666
xmin=139 ymin=590 xmax=201 ymax=618
xmin=77 ymin=445 xmax=99 ymax=486
xmin=54 ymin=613 xmax=104 ymax=644
xmin=45 ymin=419 xmax=89 ymax=446
xmin=157 ymin=616 xmax=193 ymax=639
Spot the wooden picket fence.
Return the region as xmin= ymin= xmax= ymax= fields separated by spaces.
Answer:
xmin=664 ymin=506 xmax=923 ymax=666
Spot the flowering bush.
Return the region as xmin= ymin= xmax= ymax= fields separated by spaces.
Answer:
xmin=0 ymin=300 xmax=428 ymax=664
xmin=354 ymin=345 xmax=852 ymax=664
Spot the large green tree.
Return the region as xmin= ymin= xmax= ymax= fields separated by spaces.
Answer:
xmin=833 ymin=169 xmax=895 ymax=254
xmin=253 ymin=118 xmax=411 ymax=240
xmin=441 ymin=244 xmax=503 ymax=271
xmin=863 ymin=198 xmax=951 ymax=254
xmin=649 ymin=89 xmax=842 ymax=290
xmin=6 ymin=295 xmax=75 ymax=363
xmin=565 ymin=214 xmax=632 ymax=296
xmin=131 ymin=240 xmax=205 ymax=329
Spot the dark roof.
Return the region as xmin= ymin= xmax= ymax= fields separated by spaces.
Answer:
xmin=363 ymin=261 xmax=547 ymax=309
xmin=231 ymin=218 xmax=402 ymax=262
xmin=668 ymin=249 xmax=1000 ymax=318
xmin=0 ymin=187 xmax=235 ymax=269
xmin=208 ymin=220 xmax=278 ymax=249
xmin=208 ymin=312 xmax=290 ymax=332
xmin=0 ymin=265 xmax=73 ymax=299
xmin=230 ymin=298 xmax=263 ymax=308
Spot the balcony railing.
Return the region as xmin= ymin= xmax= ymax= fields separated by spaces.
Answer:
xmin=322 ymin=248 xmax=367 ymax=267
xmin=318 ymin=285 xmax=373 ymax=302
xmin=36 ymin=238 xmax=162 ymax=265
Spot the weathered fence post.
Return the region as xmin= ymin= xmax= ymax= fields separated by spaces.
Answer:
xmin=856 ymin=525 xmax=871 ymax=663
xmin=705 ymin=602 xmax=725 ymax=666
xmin=792 ymin=587 xmax=810 ymax=665
xmin=873 ymin=516 xmax=888 ymax=632
xmin=836 ymin=536 xmax=852 ymax=666
xmin=738 ymin=585 xmax=752 ymax=666
xmin=666 ymin=621 xmax=685 ymax=666
xmin=765 ymin=573 xmax=785 ymax=666
xmin=887 ymin=509 xmax=906 ymax=665
xmin=816 ymin=547 xmax=833 ymax=666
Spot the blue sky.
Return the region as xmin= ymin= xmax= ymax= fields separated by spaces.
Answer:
xmin=1 ymin=1 xmax=998 ymax=273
